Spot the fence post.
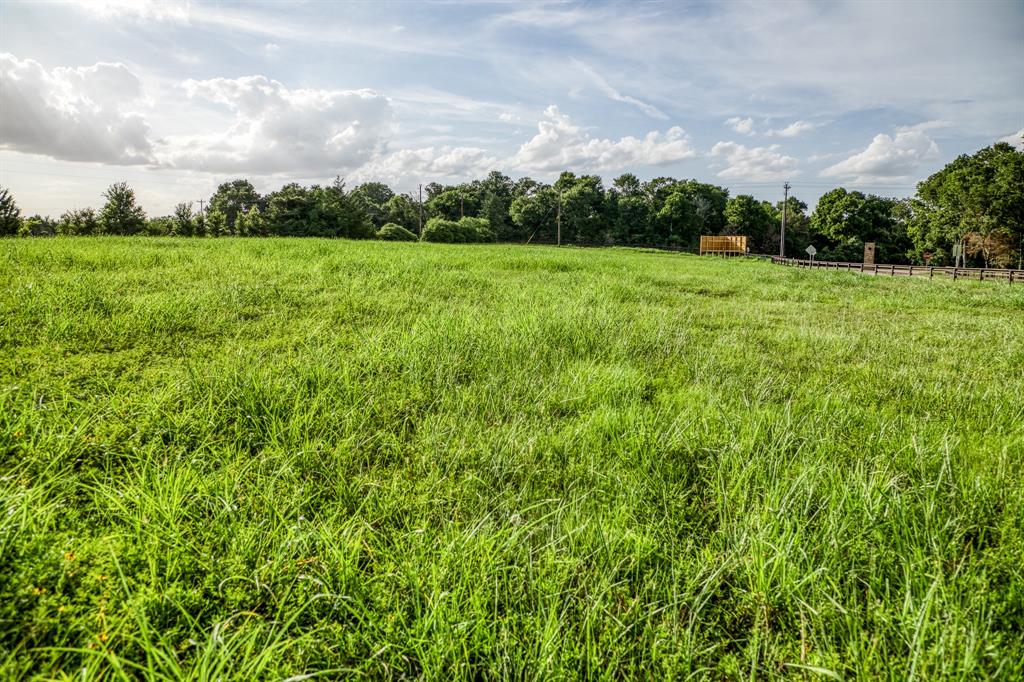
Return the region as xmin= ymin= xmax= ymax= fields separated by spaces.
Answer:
xmin=890 ymin=265 xmax=895 ymax=276
xmin=979 ymin=269 xmax=984 ymax=281
xmin=929 ymin=267 xmax=934 ymax=279
xmin=953 ymin=267 xmax=958 ymax=281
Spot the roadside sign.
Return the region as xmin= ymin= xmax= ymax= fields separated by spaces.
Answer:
xmin=805 ymin=245 xmax=817 ymax=261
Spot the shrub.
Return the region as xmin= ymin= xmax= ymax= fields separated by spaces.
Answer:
xmin=421 ymin=217 xmax=460 ymax=243
xmin=458 ymin=216 xmax=494 ymax=242
xmin=376 ymin=223 xmax=418 ymax=241
xmin=422 ymin=217 xmax=494 ymax=243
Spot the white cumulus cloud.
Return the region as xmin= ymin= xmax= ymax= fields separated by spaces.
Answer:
xmin=709 ymin=141 xmax=798 ymax=180
xmin=511 ymin=105 xmax=695 ymax=172
xmin=767 ymin=120 xmax=819 ymax=137
xmin=725 ymin=117 xmax=755 ymax=135
xmin=998 ymin=129 xmax=1024 ymax=150
xmin=162 ymin=75 xmax=395 ymax=174
xmin=354 ymin=146 xmax=499 ymax=186
xmin=821 ymin=130 xmax=939 ymax=182
xmin=0 ymin=53 xmax=155 ymax=165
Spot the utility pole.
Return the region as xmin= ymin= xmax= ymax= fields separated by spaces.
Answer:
xmin=556 ymin=192 xmax=562 ymax=246
xmin=418 ymin=184 xmax=423 ymax=235
xmin=779 ymin=181 xmax=790 ymax=258
xmin=460 ymin=194 xmax=464 ymax=219
xmin=197 ymin=198 xmax=205 ymax=215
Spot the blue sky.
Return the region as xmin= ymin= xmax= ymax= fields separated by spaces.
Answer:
xmin=1 ymin=0 xmax=1022 ymax=216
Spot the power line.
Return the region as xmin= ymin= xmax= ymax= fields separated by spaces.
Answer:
xmin=780 ymin=181 xmax=790 ymax=258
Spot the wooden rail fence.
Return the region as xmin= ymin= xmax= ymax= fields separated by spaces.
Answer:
xmin=771 ymin=257 xmax=1022 ymax=284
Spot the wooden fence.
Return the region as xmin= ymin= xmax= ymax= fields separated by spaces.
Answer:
xmin=771 ymin=257 xmax=1022 ymax=283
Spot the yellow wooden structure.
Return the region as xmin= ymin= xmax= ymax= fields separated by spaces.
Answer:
xmin=699 ymin=235 xmax=747 ymax=256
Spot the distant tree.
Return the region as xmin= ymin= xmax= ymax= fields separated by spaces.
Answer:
xmin=207 ymin=208 xmax=228 ymax=237
xmin=145 ymin=216 xmax=174 ymax=236
xmin=776 ymin=196 xmax=811 ymax=256
xmin=612 ymin=194 xmax=652 ymax=244
xmin=478 ymin=171 xmax=514 ymax=239
xmin=676 ymin=180 xmax=729 ymax=235
xmin=209 ymin=179 xmax=262 ymax=233
xmin=384 ymin=194 xmax=419 ymax=233
xmin=194 ymin=211 xmax=207 ymax=237
xmin=811 ymin=188 xmax=909 ymax=262
xmin=237 ymin=205 xmax=265 ymax=237
xmin=265 ymin=183 xmax=316 ymax=237
xmin=0 ymin=186 xmax=22 ymax=236
xmin=423 ymin=182 xmax=446 ymax=201
xmin=56 ymin=208 xmax=100 ymax=236
xmin=612 ymin=173 xmax=643 ymax=198
xmin=428 ymin=188 xmax=477 ymax=221
xmin=656 ymin=190 xmax=699 ymax=247
xmin=725 ymin=195 xmax=775 ymax=252
xmin=914 ymin=142 xmax=1024 ymax=267
xmin=173 ymin=202 xmax=195 ymax=236
xmin=19 ymin=215 xmax=56 ymax=237
xmin=99 ymin=182 xmax=146 ymax=235
xmin=351 ymin=182 xmax=395 ymax=228
xmin=559 ymin=175 xmax=607 ymax=243
xmin=317 ymin=177 xmax=375 ymax=238
xmin=510 ymin=186 xmax=558 ymax=242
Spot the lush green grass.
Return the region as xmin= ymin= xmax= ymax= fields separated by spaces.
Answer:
xmin=2 ymin=237 xmax=1023 ymax=680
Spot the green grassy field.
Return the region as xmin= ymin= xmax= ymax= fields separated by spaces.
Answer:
xmin=2 ymin=237 xmax=1023 ymax=680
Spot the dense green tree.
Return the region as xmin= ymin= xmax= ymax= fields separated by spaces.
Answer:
xmin=237 ymin=205 xmax=265 ymax=237
xmin=509 ymin=186 xmax=558 ymax=242
xmin=676 ymin=180 xmax=729 ymax=235
xmin=811 ymin=188 xmax=909 ymax=262
xmin=656 ymin=190 xmax=700 ymax=247
xmin=265 ymin=183 xmax=316 ymax=237
xmin=209 ymin=179 xmax=261 ymax=233
xmin=0 ymin=187 xmax=21 ymax=236
xmin=317 ymin=177 xmax=375 ymax=238
xmin=422 ymin=182 xmax=446 ymax=202
xmin=612 ymin=173 xmax=643 ymax=198
xmin=351 ymin=182 xmax=395 ymax=228
xmin=56 ymin=208 xmax=100 ymax=236
xmin=428 ymin=188 xmax=478 ymax=221
xmin=145 ymin=217 xmax=174 ymax=236
xmin=99 ymin=182 xmax=146 ymax=235
xmin=914 ymin=142 xmax=1024 ymax=267
xmin=612 ymin=195 xmax=652 ymax=245
xmin=384 ymin=194 xmax=420 ymax=233
xmin=173 ymin=202 xmax=195 ymax=236
xmin=207 ymin=208 xmax=229 ymax=237
xmin=194 ymin=211 xmax=207 ymax=237
xmin=264 ymin=179 xmax=373 ymax=238
xmin=725 ymin=195 xmax=775 ymax=252
xmin=559 ymin=175 xmax=607 ymax=243
xmin=19 ymin=215 xmax=56 ymax=237
xmin=776 ymin=197 xmax=811 ymax=257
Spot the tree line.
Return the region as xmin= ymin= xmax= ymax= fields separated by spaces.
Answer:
xmin=2 ymin=140 xmax=1021 ymax=267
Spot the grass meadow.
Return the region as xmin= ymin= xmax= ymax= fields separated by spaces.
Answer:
xmin=2 ymin=237 xmax=1023 ymax=680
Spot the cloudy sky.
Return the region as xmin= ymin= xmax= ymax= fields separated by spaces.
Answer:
xmin=1 ymin=0 xmax=1022 ymax=216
